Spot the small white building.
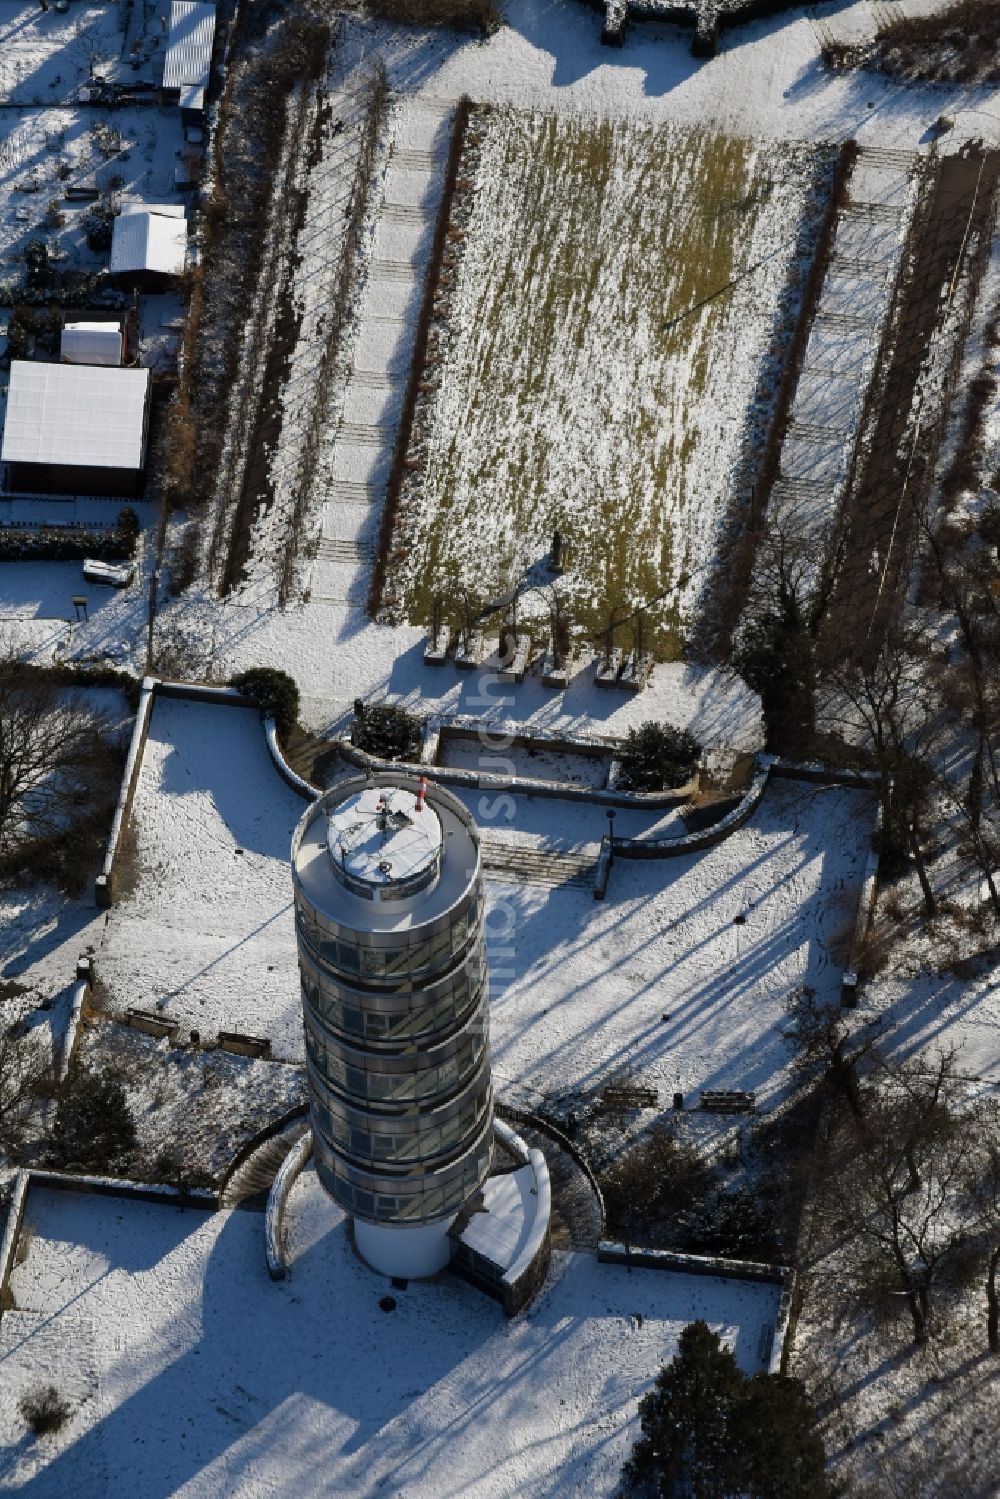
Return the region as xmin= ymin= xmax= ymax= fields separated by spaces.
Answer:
xmin=1 ymin=361 xmax=152 ymax=497
xmin=110 ymin=205 xmax=187 ymax=281
xmin=162 ymin=2 xmax=217 ymax=113
xmin=60 ymin=321 xmax=123 ymax=368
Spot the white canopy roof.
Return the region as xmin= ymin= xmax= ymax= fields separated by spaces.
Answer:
xmin=61 ymin=322 xmax=122 ymax=367
xmin=1 ymin=362 xmax=151 ymax=472
xmin=111 ymin=205 xmax=187 ymax=276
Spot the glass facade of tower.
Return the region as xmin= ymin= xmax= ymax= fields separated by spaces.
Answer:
xmin=291 ymin=774 xmax=493 ymax=1228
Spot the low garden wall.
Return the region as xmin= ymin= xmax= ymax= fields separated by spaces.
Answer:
xmin=598 ymin=1240 xmax=795 ymax=1373
xmin=95 ymin=675 xmax=157 ymax=908
xmin=590 ymin=0 xmax=813 ymax=53
xmin=342 ymin=726 xmax=698 ymax=811
xmin=0 ymin=1169 xmax=217 ymax=1326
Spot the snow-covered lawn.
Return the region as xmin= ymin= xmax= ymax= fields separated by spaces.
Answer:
xmin=0 ymin=1172 xmax=780 ymax=1497
xmin=486 ymin=776 xmax=876 ymax=1109
xmin=98 ymin=698 xmax=306 ymax=1059
xmin=0 ymin=3 xmax=126 ymax=106
xmin=96 ymin=691 xmax=876 ymax=1109
xmin=385 ymin=108 xmax=834 ymax=653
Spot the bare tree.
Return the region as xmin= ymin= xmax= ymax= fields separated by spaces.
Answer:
xmin=735 ymin=510 xmax=830 ymax=756
xmin=0 ymin=662 xmax=115 ymax=865
xmin=0 ymin=1024 xmax=49 ymax=1156
xmin=964 ymin=1108 xmax=1000 ymax=1354
xmin=822 ymin=1050 xmax=971 ymax=1345
xmin=782 ymin=985 xmax=881 ymax=1123
xmin=820 ymin=626 xmax=942 ymax=914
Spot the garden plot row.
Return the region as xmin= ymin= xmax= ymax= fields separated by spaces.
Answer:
xmin=772 ymin=146 xmax=921 ymax=601
xmin=377 ymin=107 xmax=837 ymax=660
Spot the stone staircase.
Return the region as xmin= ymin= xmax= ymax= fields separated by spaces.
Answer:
xmin=220 ymin=1120 xmax=309 ymax=1209
xmin=481 ymin=839 xmax=596 ymax=891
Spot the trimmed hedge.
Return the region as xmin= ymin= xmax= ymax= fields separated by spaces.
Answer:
xmin=2 ymin=662 xmax=141 ymax=711
xmin=0 ymin=509 xmax=139 ymax=563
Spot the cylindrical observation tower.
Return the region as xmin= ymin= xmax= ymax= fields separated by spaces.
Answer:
xmin=291 ymin=772 xmax=493 ymax=1278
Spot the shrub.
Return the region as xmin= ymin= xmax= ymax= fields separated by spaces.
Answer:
xmin=366 ymin=0 xmax=503 ymax=34
xmin=229 ymin=668 xmax=300 ymax=742
xmin=53 ymin=1073 xmax=137 ymax=1172
xmin=351 ymin=702 xmax=422 ymax=762
xmin=81 ymin=199 xmax=117 ymax=252
xmin=19 ymin=1385 xmax=71 ymax=1439
xmin=601 ymin=1127 xmax=715 ymax=1246
xmin=43 ymin=198 xmax=65 ymax=231
xmin=616 ymin=722 xmax=701 ymax=792
xmin=0 ymin=515 xmax=138 ymax=563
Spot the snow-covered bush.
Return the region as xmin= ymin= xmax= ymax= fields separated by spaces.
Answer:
xmin=229 ymin=669 xmax=300 ymax=744
xmin=351 ymin=702 xmax=422 ymax=763
xmin=615 ymin=722 xmax=701 ymax=792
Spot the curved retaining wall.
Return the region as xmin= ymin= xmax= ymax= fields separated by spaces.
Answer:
xmin=612 ymin=757 xmax=880 ymax=860
xmin=341 ymin=732 xmax=698 ymax=811
xmin=265 ymin=1129 xmax=314 ymax=1280
xmin=496 ymin=1101 xmax=606 ymax=1239
xmin=264 ymin=717 xmax=319 ymax=799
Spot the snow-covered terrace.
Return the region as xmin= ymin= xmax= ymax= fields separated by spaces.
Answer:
xmin=0 ymin=1172 xmax=781 ymax=1496
xmin=98 ymin=697 xmax=878 ymax=1110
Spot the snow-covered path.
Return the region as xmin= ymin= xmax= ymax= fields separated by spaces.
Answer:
xmin=309 ymin=96 xmax=454 ymax=608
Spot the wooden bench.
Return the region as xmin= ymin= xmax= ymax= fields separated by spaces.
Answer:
xmin=700 ymin=1090 xmax=756 ymax=1115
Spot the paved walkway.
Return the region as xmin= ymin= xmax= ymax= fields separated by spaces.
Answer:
xmin=309 ymin=97 xmax=454 ymax=609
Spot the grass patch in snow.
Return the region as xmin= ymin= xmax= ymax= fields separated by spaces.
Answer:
xmin=387 ymin=109 xmax=833 ymax=659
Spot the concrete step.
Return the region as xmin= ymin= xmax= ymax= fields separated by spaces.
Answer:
xmin=481 ymin=839 xmax=596 ymax=890
xmin=221 ymin=1121 xmax=309 ymax=1208
xmin=844 ymin=200 xmax=906 ymax=223
xmin=392 ymin=147 xmax=438 ymax=171
xmin=383 ymin=201 xmax=432 ymax=226
xmin=369 ymin=258 xmax=419 ymax=284
xmin=317 ymin=537 xmax=373 ymax=564
xmin=338 ymin=422 xmax=394 ymax=448
xmin=328 ymin=478 xmax=382 ymax=503
xmin=858 ymin=145 xmax=920 ymax=170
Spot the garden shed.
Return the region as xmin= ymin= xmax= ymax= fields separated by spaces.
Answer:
xmin=110 ymin=205 xmax=187 ymax=283
xmin=162 ymin=2 xmax=217 ymax=113
xmin=1 ymin=361 xmax=151 ymax=497
xmin=60 ymin=321 xmax=123 ymax=367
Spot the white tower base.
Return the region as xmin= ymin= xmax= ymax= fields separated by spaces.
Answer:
xmin=355 ymin=1216 xmax=454 ymax=1279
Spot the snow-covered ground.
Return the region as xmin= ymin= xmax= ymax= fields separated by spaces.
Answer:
xmin=98 ymin=697 xmax=306 ymax=1058
xmin=486 ymin=776 xmax=877 ymax=1109
xmin=0 ymin=1 xmax=170 ymax=107
xmin=0 ymin=1171 xmax=780 ymax=1497
xmin=95 ymin=695 xmax=877 ymax=1109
